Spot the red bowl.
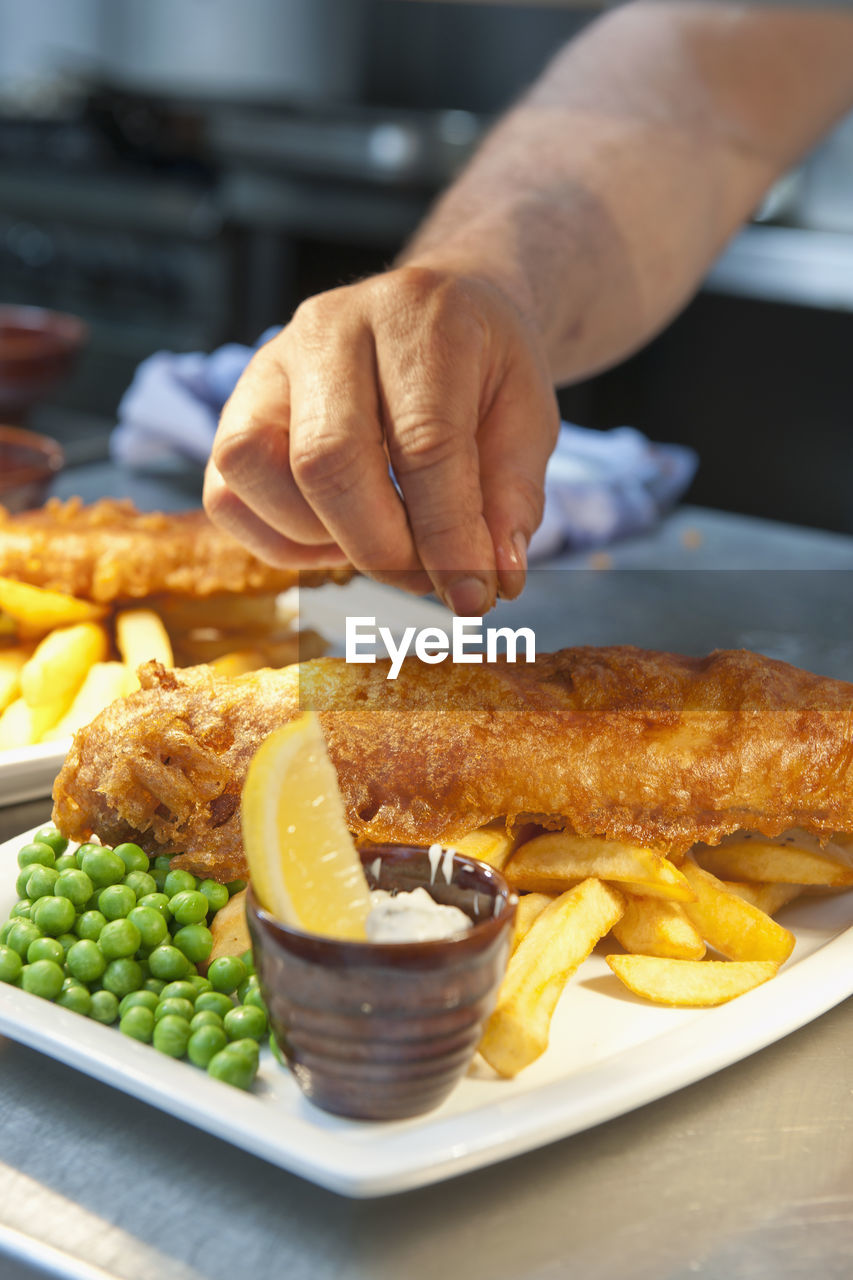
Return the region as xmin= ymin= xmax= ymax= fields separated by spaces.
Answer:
xmin=0 ymin=305 xmax=89 ymax=419
xmin=0 ymin=425 xmax=65 ymax=512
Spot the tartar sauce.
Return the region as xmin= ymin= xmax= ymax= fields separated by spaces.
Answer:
xmin=365 ymin=887 xmax=471 ymax=943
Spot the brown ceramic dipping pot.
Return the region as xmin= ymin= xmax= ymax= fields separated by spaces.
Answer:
xmin=0 ymin=305 xmax=88 ymax=421
xmin=0 ymin=425 xmax=65 ymax=511
xmin=248 ymin=844 xmax=516 ymax=1121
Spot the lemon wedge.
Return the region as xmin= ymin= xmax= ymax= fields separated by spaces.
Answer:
xmin=241 ymin=710 xmax=372 ymax=940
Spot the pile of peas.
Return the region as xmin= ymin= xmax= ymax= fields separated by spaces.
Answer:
xmin=0 ymin=826 xmax=274 ymax=1091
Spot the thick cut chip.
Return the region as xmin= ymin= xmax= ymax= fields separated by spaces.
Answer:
xmin=722 ymin=880 xmax=803 ymax=916
xmin=44 ymin=662 xmax=137 ymax=741
xmin=209 ymin=649 xmax=268 ymax=678
xmin=20 ymin=622 xmax=109 ymax=708
xmin=696 ymin=835 xmax=853 ymax=888
xmin=115 ymin=609 xmax=174 ymax=671
xmin=0 ymin=694 xmax=70 ymax=749
xmin=612 ymin=894 xmax=706 ymax=960
xmin=241 ymin=710 xmax=373 ymax=940
xmin=479 ymin=878 xmax=624 ymax=1077
xmin=209 ymin=889 xmax=250 ymax=963
xmin=506 ymin=832 xmax=694 ymax=902
xmin=512 ymin=892 xmax=554 ymax=951
xmin=0 ymin=576 xmax=107 ymax=637
xmin=0 ymin=644 xmax=32 ymax=714
xmin=449 ymin=822 xmax=520 ymax=872
xmin=681 ymin=858 xmax=795 ymax=963
xmin=606 ymin=954 xmax=778 ymax=1006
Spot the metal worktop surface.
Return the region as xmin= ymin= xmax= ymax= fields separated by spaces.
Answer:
xmin=1 ymin=468 xmax=851 ymax=1280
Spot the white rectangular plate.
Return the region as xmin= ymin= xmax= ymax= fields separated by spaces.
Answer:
xmin=2 ymin=825 xmax=853 ymax=1197
xmin=0 ymin=579 xmax=451 ymax=806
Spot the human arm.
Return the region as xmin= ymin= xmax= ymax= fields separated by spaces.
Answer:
xmin=205 ymin=2 xmax=853 ymax=612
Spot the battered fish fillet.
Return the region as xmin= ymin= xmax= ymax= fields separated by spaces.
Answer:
xmin=0 ymin=497 xmax=351 ymax=601
xmin=52 ymin=646 xmax=853 ymax=882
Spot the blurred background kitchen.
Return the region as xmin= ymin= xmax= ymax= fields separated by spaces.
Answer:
xmin=2 ymin=0 xmax=853 ymax=531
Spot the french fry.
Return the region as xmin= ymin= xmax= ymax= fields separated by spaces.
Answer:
xmin=43 ymin=662 xmax=137 ymax=741
xmin=0 ymin=644 xmax=32 ymax=713
xmin=0 ymin=576 xmax=107 ymax=638
xmin=115 ymin=609 xmax=174 ymax=670
xmin=681 ymin=858 xmax=795 ymax=963
xmin=0 ymin=694 xmax=70 ymax=749
xmin=479 ymin=878 xmax=624 ymax=1077
xmin=209 ymin=649 xmax=268 ymax=678
xmin=606 ymin=954 xmax=778 ymax=1007
xmin=20 ymin=622 xmax=109 ymax=709
xmin=505 ymin=832 xmax=695 ymax=902
xmin=695 ymin=836 xmax=853 ymax=888
xmin=512 ymin=892 xmax=554 ymax=951
xmin=612 ymin=894 xmax=706 ymax=960
xmin=722 ymin=880 xmax=804 ymax=916
xmin=208 ymin=889 xmax=250 ymax=964
xmin=449 ymin=822 xmax=521 ymax=873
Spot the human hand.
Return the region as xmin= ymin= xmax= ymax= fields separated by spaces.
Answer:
xmin=204 ymin=266 xmax=559 ymax=614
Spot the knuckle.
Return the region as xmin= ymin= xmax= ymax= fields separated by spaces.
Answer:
xmin=290 ymin=429 xmax=361 ymax=499
xmin=392 ymin=414 xmax=464 ymax=473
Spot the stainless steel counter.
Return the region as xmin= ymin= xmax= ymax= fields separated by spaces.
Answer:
xmin=1 ymin=486 xmax=852 ymax=1280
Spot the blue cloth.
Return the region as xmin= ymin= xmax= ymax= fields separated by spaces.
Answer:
xmin=112 ymin=334 xmax=698 ymax=558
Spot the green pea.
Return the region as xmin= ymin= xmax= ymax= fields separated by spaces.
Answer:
xmin=199 ymin=880 xmax=229 ymax=914
xmin=150 ymin=867 xmax=168 ymax=892
xmin=143 ymin=977 xmax=165 ymax=996
xmin=80 ymin=847 xmax=126 ymax=888
xmin=237 ymin=974 xmax=259 ymax=1004
xmin=159 ymin=980 xmax=198 ymax=1003
xmin=187 ymin=1024 xmax=228 ymax=1067
xmin=224 ymin=1004 xmax=267 ymax=1041
xmin=32 ymin=895 xmax=76 ymax=936
xmin=120 ymin=1006 xmax=155 ymax=1042
xmin=226 ymin=879 xmax=247 ymax=897
xmin=83 ymin=893 xmax=102 ymax=912
xmin=98 ymin=884 xmax=136 ymax=920
xmin=188 ymin=975 xmax=212 ymax=996
xmin=5 ymin=919 xmax=42 ymax=957
xmin=123 ymin=870 xmax=157 ymax=900
xmin=153 ymin=855 xmax=172 ymax=871
xmin=0 ymin=921 xmax=12 ymax=944
xmin=168 ymin=890 xmax=209 ymax=926
xmin=126 ymin=905 xmax=168 ymax=950
xmin=266 ymin=1029 xmax=285 ymax=1070
xmin=148 ymin=944 xmax=190 ymax=982
xmin=239 ymin=949 xmax=256 ymax=977
xmin=10 ymin=899 xmax=33 ymax=919
xmin=136 ymin=892 xmax=171 ymax=921
xmin=102 ymin=958 xmax=144 ymax=997
xmin=153 ymin=1014 xmax=191 ymax=1058
xmin=33 ymin=827 xmax=68 ymax=856
xmin=75 ymin=909 xmax=107 ymax=941
xmin=57 ymin=981 xmax=92 ymax=1016
xmin=98 ymin=918 xmax=141 ymax=960
xmin=172 ymin=924 xmax=212 ymax=964
xmin=155 ymin=996 xmax=194 ymax=1023
xmin=113 ymin=842 xmax=149 ymax=872
xmin=26 ymin=936 xmax=64 ymax=965
xmin=53 ymin=853 xmax=78 ymax=872
xmin=55 ymin=932 xmax=78 ymax=957
xmin=194 ymin=991 xmax=234 ymax=1018
xmin=163 ymin=869 xmax=196 ymax=897
xmin=54 ymin=868 xmax=94 ymax=909
xmin=21 ymin=959 xmax=65 ymax=1000
xmin=208 ymin=1045 xmax=257 ymax=1090
xmin=119 ymin=989 xmax=159 ymax=1015
xmin=190 ymin=1009 xmax=223 ymax=1032
xmin=15 ymin=869 xmax=33 ymax=898
xmin=17 ymin=840 xmax=56 ymax=870
xmin=25 ymin=865 xmax=60 ymax=900
xmin=66 ymin=939 xmax=107 ymax=983
xmin=0 ymin=944 xmax=23 ymax=983
xmin=207 ymin=955 xmax=246 ymax=995
xmin=243 ymin=987 xmax=267 ymax=1016
xmin=89 ymin=989 xmax=119 ymax=1024
xmin=74 ymin=842 xmax=103 ymax=868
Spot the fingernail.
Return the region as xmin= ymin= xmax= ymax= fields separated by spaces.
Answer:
xmin=446 ymin=576 xmax=490 ymax=617
xmin=510 ymin=531 xmax=528 ymax=573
